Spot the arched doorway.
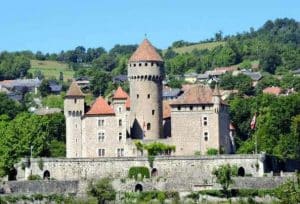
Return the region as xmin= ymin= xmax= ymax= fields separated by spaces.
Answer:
xmin=8 ymin=168 xmax=17 ymax=181
xmin=238 ymin=167 xmax=245 ymax=177
xmin=135 ymin=184 xmax=143 ymax=192
xmin=151 ymin=168 xmax=158 ymax=177
xmin=43 ymin=170 xmax=50 ymax=180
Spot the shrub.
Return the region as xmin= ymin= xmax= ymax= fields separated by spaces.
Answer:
xmin=128 ymin=166 xmax=150 ymax=181
xmin=87 ymin=178 xmax=116 ymax=204
xmin=206 ymin=148 xmax=218 ymax=155
xmin=27 ymin=174 xmax=42 ymax=180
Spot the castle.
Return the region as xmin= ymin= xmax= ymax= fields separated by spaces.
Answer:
xmin=64 ymin=39 xmax=234 ymax=158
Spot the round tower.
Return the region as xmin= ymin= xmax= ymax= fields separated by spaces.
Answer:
xmin=128 ymin=39 xmax=164 ymax=140
xmin=64 ymin=81 xmax=85 ymax=158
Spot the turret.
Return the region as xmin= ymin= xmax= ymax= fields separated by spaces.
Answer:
xmin=64 ymin=81 xmax=84 ymax=158
xmin=212 ymin=84 xmax=221 ymax=113
xmin=128 ymin=39 xmax=164 ymax=139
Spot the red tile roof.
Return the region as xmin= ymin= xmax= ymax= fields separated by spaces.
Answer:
xmin=129 ymin=39 xmax=163 ymax=62
xmin=113 ymin=86 xmax=129 ymax=99
xmin=66 ymin=81 xmax=84 ymax=97
xmin=263 ymin=86 xmax=282 ymax=95
xmin=86 ymin=96 xmax=115 ymax=116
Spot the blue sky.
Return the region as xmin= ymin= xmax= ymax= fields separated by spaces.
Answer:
xmin=0 ymin=0 xmax=299 ymax=53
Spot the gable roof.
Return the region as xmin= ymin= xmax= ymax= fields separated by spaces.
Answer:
xmin=113 ymin=86 xmax=129 ymax=99
xmin=66 ymin=81 xmax=84 ymax=97
xmin=86 ymin=96 xmax=115 ymax=116
xmin=129 ymin=39 xmax=163 ymax=62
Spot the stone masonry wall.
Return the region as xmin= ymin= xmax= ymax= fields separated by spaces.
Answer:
xmin=21 ymin=155 xmax=266 ymax=184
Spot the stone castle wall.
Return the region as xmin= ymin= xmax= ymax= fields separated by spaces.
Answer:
xmin=19 ymin=154 xmax=266 ymax=183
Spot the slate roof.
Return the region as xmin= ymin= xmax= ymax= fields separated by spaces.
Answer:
xmin=129 ymin=39 xmax=163 ymax=62
xmin=0 ymin=78 xmax=41 ymax=88
xmin=66 ymin=81 xmax=84 ymax=97
xmin=241 ymin=70 xmax=262 ymax=81
xmin=163 ymin=88 xmax=181 ymax=98
xmin=86 ymin=96 xmax=115 ymax=116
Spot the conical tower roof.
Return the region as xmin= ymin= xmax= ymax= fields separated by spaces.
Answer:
xmin=129 ymin=39 xmax=163 ymax=62
xmin=113 ymin=86 xmax=129 ymax=99
xmin=66 ymin=81 xmax=84 ymax=97
xmin=86 ymin=96 xmax=115 ymax=115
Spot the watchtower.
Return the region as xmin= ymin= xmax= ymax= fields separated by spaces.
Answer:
xmin=64 ymin=81 xmax=84 ymax=158
xmin=128 ymin=39 xmax=164 ymax=139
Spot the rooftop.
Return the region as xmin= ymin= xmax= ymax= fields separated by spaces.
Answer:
xmin=113 ymin=86 xmax=129 ymax=99
xmin=129 ymin=39 xmax=163 ymax=62
xmin=86 ymin=96 xmax=115 ymax=116
xmin=171 ymin=85 xmax=214 ymax=105
xmin=263 ymin=86 xmax=282 ymax=95
xmin=66 ymin=81 xmax=84 ymax=97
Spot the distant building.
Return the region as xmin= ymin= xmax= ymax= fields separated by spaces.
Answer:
xmin=292 ymin=68 xmax=300 ymax=76
xmin=263 ymin=86 xmax=282 ymax=96
xmin=75 ymin=77 xmax=90 ymax=89
xmin=35 ymin=107 xmax=62 ymax=115
xmin=49 ymin=82 xmax=62 ymax=94
xmin=113 ymin=75 xmax=128 ymax=84
xmin=183 ymin=73 xmax=198 ymax=83
xmin=0 ymin=78 xmax=41 ymax=94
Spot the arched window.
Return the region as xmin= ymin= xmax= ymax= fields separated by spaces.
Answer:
xmin=43 ymin=170 xmax=50 ymax=180
xmin=147 ymin=94 xmax=150 ymax=99
xmin=135 ymin=184 xmax=143 ymax=192
xmin=147 ymin=123 xmax=151 ymax=130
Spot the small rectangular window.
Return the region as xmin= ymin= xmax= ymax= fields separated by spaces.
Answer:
xmin=147 ymin=94 xmax=150 ymax=99
xmin=204 ymin=132 xmax=208 ymax=141
xmin=98 ymin=149 xmax=105 ymax=157
xmin=98 ymin=132 xmax=105 ymax=142
xmin=202 ymin=106 xmax=205 ymax=110
xmin=119 ymin=132 xmax=122 ymax=141
xmin=119 ymin=119 xmax=122 ymax=127
xmin=137 ymin=94 xmax=139 ymax=99
xmin=98 ymin=119 xmax=104 ymax=127
xmin=203 ymin=117 xmax=208 ymax=126
xmin=152 ymin=110 xmax=155 ymax=115
xmin=117 ymin=148 xmax=124 ymax=157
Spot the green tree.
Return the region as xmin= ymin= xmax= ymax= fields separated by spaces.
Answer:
xmin=39 ymin=80 xmax=51 ymax=97
xmin=0 ymin=93 xmax=24 ymax=119
xmin=212 ymin=164 xmax=236 ymax=197
xmin=90 ymin=70 xmax=112 ymax=97
xmin=87 ymin=178 xmax=116 ymax=204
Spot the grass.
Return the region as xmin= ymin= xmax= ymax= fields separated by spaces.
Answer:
xmin=166 ymin=41 xmax=226 ymax=54
xmin=29 ymin=60 xmax=74 ymax=81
